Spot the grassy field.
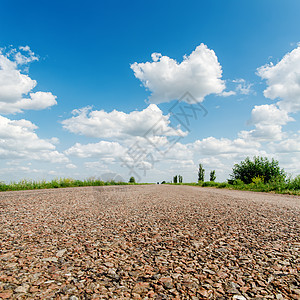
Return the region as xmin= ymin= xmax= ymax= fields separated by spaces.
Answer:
xmin=169 ymin=178 xmax=300 ymax=195
xmin=0 ymin=178 xmax=138 ymax=192
xmin=1 ymin=177 xmax=300 ymax=195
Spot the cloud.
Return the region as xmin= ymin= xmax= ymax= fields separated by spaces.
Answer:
xmin=250 ymin=104 xmax=292 ymax=125
xmin=191 ymin=136 xmax=261 ymax=156
xmin=0 ymin=165 xmax=40 ymax=176
xmin=269 ymin=135 xmax=300 ymax=153
xmin=155 ymin=141 xmax=193 ymax=161
xmin=220 ymin=90 xmax=236 ymax=97
xmin=65 ymin=141 xmax=125 ymax=158
xmin=58 ymin=44 xmax=300 ymax=182
xmin=66 ymin=163 xmax=77 ymax=169
xmin=233 ymin=79 xmax=253 ymax=95
xmin=0 ymin=115 xmax=68 ymax=163
xmin=131 ymin=43 xmax=225 ymax=103
xmin=257 ymin=45 xmax=300 ymax=112
xmin=62 ymin=104 xmax=187 ymax=139
xmin=84 ymin=160 xmax=114 ymax=169
xmin=0 ymin=54 xmax=36 ymax=102
xmin=0 ymin=92 xmax=57 ymax=114
xmin=0 ymin=47 xmax=57 ymax=114
xmin=240 ymin=124 xmax=284 ymax=141
xmin=178 ymin=136 xmax=271 ymax=181
xmin=239 ymin=104 xmax=294 ymax=141
xmin=218 ymin=79 xmax=254 ymax=98
xmin=13 ymin=46 xmax=39 ymax=66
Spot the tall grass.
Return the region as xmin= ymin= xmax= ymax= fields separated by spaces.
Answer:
xmin=169 ymin=176 xmax=300 ymax=195
xmin=226 ymin=175 xmax=300 ymax=194
xmin=0 ymin=178 xmax=137 ymax=192
xmin=2 ymin=177 xmax=299 ymax=194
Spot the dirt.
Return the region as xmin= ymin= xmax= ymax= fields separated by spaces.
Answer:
xmin=0 ymin=185 xmax=299 ymax=299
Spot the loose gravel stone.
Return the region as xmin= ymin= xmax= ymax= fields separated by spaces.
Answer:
xmin=233 ymin=295 xmax=247 ymax=300
xmin=0 ymin=185 xmax=299 ymax=299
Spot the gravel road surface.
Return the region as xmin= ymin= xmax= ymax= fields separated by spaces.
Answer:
xmin=0 ymin=185 xmax=299 ymax=299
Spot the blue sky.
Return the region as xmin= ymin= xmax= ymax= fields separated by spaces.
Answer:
xmin=1 ymin=0 xmax=300 ymax=182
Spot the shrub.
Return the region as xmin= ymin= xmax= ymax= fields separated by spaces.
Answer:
xmin=217 ymin=182 xmax=228 ymax=188
xmin=230 ymin=156 xmax=286 ymax=184
xmin=228 ymin=179 xmax=245 ymax=186
xmin=289 ymin=175 xmax=300 ymax=190
xmin=129 ymin=177 xmax=136 ymax=183
xmin=252 ymin=175 xmax=264 ymax=185
xmin=51 ymin=180 xmax=60 ymax=188
xmin=202 ymin=181 xmax=218 ymax=187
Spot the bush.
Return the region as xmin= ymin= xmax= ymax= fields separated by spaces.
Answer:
xmin=252 ymin=175 xmax=264 ymax=185
xmin=230 ymin=156 xmax=286 ymax=184
xmin=289 ymin=175 xmax=300 ymax=190
xmin=202 ymin=181 xmax=219 ymax=187
xmin=230 ymin=179 xmax=244 ymax=186
xmin=216 ymin=182 xmax=228 ymax=188
xmin=129 ymin=176 xmax=136 ymax=183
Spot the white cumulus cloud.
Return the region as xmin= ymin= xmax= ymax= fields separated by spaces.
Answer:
xmin=191 ymin=136 xmax=261 ymax=156
xmin=65 ymin=141 xmax=125 ymax=158
xmin=0 ymin=47 xmax=57 ymax=114
xmin=62 ymin=104 xmax=187 ymax=139
xmin=131 ymin=43 xmax=226 ymax=103
xmin=269 ymin=135 xmax=300 ymax=154
xmin=250 ymin=104 xmax=293 ymax=125
xmin=0 ymin=115 xmax=68 ymax=163
xmin=257 ymin=45 xmax=300 ymax=112
xmin=0 ymin=92 xmax=57 ymax=114
xmin=239 ymin=104 xmax=294 ymax=141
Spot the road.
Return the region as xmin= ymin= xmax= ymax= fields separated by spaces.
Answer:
xmin=0 ymin=185 xmax=299 ymax=299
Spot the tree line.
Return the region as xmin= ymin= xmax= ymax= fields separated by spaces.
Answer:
xmin=168 ymin=156 xmax=289 ymax=185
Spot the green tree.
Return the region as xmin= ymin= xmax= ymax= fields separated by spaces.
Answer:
xmin=129 ymin=176 xmax=136 ymax=183
xmin=210 ymin=170 xmax=216 ymax=182
xmin=230 ymin=156 xmax=286 ymax=184
xmin=198 ymin=164 xmax=205 ymax=182
xmin=178 ymin=175 xmax=183 ymax=183
xmin=173 ymin=175 xmax=178 ymax=183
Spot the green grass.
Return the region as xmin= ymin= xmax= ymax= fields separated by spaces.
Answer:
xmin=2 ymin=177 xmax=299 ymax=195
xmin=168 ymin=178 xmax=300 ymax=195
xmin=0 ymin=178 xmax=143 ymax=192
xmin=225 ymin=176 xmax=300 ymax=195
